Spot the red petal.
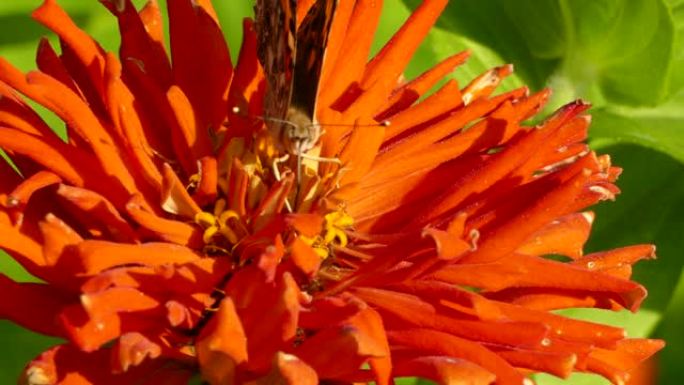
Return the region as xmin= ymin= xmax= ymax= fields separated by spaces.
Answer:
xmin=0 ymin=274 xmax=69 ymax=337
xmin=167 ymin=0 xmax=232 ymax=135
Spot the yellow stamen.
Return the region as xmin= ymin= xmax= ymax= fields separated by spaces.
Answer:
xmin=195 ymin=212 xmax=217 ymax=228
xmin=313 ymin=247 xmax=329 ymax=259
xmin=218 ymin=210 xmax=240 ymax=226
xmin=202 ymin=225 xmax=219 ymax=244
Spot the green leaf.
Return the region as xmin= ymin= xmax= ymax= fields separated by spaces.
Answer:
xmin=395 ymin=377 xmax=437 ymax=385
xmin=665 ymin=0 xmax=684 ymax=94
xmin=536 ymin=372 xmax=612 ymax=385
xmin=590 ymin=1 xmax=674 ymax=106
xmin=403 ymin=0 xmax=558 ymax=89
xmin=654 ymin=269 xmax=684 ymax=382
xmin=405 ymin=0 xmax=679 ymax=107
xmin=0 ymin=321 xmax=62 ymax=384
xmin=590 ymin=91 xmax=684 ymax=164
xmin=208 ymin=0 xmax=253 ymax=61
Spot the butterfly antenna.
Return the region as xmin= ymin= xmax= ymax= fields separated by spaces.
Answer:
xmin=232 ymin=107 xmax=301 ymax=129
xmin=317 ymin=120 xmax=392 ymax=128
xmin=232 ymin=107 xmax=391 ymax=129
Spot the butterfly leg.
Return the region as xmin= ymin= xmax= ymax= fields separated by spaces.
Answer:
xmin=272 ymin=154 xmax=294 ymax=213
xmin=271 ymin=154 xmax=289 ymax=182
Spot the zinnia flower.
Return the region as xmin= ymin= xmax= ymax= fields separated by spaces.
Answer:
xmin=0 ymin=0 xmax=663 ymax=384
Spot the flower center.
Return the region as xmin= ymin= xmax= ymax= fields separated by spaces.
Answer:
xmin=189 ymin=136 xmax=352 ymax=276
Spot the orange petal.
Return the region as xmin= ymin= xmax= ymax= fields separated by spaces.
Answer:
xmin=251 ymin=173 xmax=294 ymax=233
xmin=193 ymin=156 xmax=218 ymax=206
xmin=260 ymin=352 xmax=318 ymax=385
xmin=295 ymin=307 xmax=390 ymax=380
xmin=7 ymin=170 xmax=61 ymax=207
xmin=27 ymin=70 xmax=140 ymax=197
xmin=32 ymin=0 xmax=106 ymax=99
xmin=39 ymin=213 xmax=83 ymax=270
xmin=111 ymin=332 xmax=162 ymax=373
xmin=0 ymin=221 xmax=45 ymax=275
xmin=461 ymin=168 xmax=591 ymax=265
xmin=62 ymin=240 xmax=201 ymax=275
xmin=0 ymin=128 xmax=85 ymax=186
xmin=289 ymin=237 xmax=322 ymax=276
xmin=360 ymin=0 xmax=449 ymax=112
xmin=22 ymin=344 xmax=193 ymax=385
xmin=379 ymin=79 xmax=463 ymax=142
xmin=338 ymin=119 xmax=385 ymax=186
xmin=319 ymin=0 xmax=383 ymax=109
xmin=355 ymin=287 xmax=547 ymax=348
xmin=166 ymin=85 xmax=207 ymax=173
xmin=516 ymin=212 xmax=594 ymax=259
xmin=495 ymin=348 xmax=577 ymax=379
xmin=377 ymin=51 xmax=470 ymax=120
xmin=587 ymin=339 xmax=664 ymax=385
xmin=285 ymin=213 xmax=324 ymax=237
xmin=0 ymin=75 xmax=56 ymax=136
xmin=573 ymin=245 xmax=656 ymax=279
xmin=160 ymin=163 xmax=202 ymax=218
xmin=197 ymin=297 xmax=248 ymax=385
xmin=126 ymin=195 xmax=202 ymax=248
xmin=391 ymin=355 xmax=496 ymax=385
xmin=387 ymin=329 xmax=527 ymax=385
xmin=461 ymin=65 xmax=514 ymax=105
xmin=103 ymin=53 xmax=163 ymax=195
xmin=57 ymin=184 xmax=138 ymax=243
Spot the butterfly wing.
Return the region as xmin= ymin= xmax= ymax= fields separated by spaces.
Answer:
xmin=290 ymin=0 xmax=338 ymax=123
xmin=255 ymin=0 xmax=297 ymax=124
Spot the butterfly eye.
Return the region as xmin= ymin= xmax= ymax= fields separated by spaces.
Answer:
xmin=287 ymin=125 xmax=297 ymax=138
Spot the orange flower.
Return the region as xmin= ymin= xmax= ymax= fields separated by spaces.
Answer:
xmin=0 ymin=0 xmax=663 ymax=384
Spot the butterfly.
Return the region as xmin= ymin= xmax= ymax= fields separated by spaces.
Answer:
xmin=254 ymin=0 xmax=337 ymax=156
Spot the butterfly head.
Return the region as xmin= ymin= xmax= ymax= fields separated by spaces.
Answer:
xmin=282 ymin=107 xmax=322 ymax=155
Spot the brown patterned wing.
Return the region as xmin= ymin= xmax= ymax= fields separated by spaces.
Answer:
xmin=290 ymin=0 xmax=338 ymax=123
xmin=255 ymin=0 xmax=297 ymax=123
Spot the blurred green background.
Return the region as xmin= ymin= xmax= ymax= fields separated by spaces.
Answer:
xmin=1 ymin=0 xmax=682 ymax=384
